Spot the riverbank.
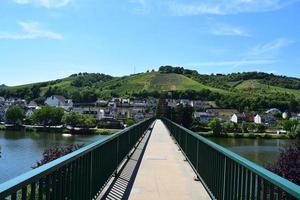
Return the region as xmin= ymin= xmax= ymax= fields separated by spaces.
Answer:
xmin=3 ymin=125 xmax=118 ymax=135
xmin=199 ymin=132 xmax=292 ymax=139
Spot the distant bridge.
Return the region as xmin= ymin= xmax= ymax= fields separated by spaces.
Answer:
xmin=0 ymin=118 xmax=300 ymax=200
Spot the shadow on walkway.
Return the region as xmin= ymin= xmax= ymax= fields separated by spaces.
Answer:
xmin=98 ymin=121 xmax=155 ymax=200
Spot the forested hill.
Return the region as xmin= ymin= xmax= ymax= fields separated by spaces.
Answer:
xmin=158 ymin=66 xmax=300 ymax=90
xmin=0 ymin=67 xmax=299 ymax=112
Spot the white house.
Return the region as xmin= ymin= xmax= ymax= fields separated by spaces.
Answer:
xmin=254 ymin=114 xmax=277 ymax=125
xmin=45 ymin=95 xmax=73 ymax=110
xmin=254 ymin=114 xmax=263 ymax=124
xmin=231 ymin=114 xmax=240 ymax=123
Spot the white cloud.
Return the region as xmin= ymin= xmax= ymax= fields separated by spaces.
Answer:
xmin=247 ymin=38 xmax=294 ymax=57
xmin=14 ymin=0 xmax=71 ymax=8
xmin=211 ymin=23 xmax=251 ymax=37
xmin=166 ymin=0 xmax=299 ymax=16
xmin=0 ymin=21 xmax=63 ymax=40
xmin=128 ymin=0 xmax=149 ymax=14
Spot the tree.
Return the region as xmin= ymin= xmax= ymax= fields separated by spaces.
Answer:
xmin=80 ymin=115 xmax=97 ymax=128
xmin=125 ymin=118 xmax=135 ymax=127
xmin=5 ymin=106 xmax=25 ymax=125
xmin=178 ymin=105 xmax=194 ymax=128
xmin=288 ymin=98 xmax=299 ymax=113
xmin=222 ymin=121 xmax=236 ymax=133
xmin=241 ymin=122 xmax=249 ymax=133
xmin=282 ymin=120 xmax=298 ymax=132
xmin=255 ymin=123 xmax=266 ymax=133
xmin=290 ymin=124 xmax=300 ymax=138
xmin=31 ymin=85 xmax=41 ymax=99
xmin=266 ymin=143 xmax=300 ymax=185
xmin=209 ymin=118 xmax=222 ymax=135
xmin=156 ymin=98 xmax=168 ymax=118
xmin=33 ymin=145 xmax=83 ymax=169
xmin=32 ymin=105 xmax=64 ymax=126
xmin=63 ymin=112 xmax=82 ymax=128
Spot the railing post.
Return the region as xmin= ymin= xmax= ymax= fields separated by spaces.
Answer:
xmin=89 ymin=151 xmax=93 ymax=200
xmin=196 ymin=140 xmax=199 ymax=174
xmin=114 ymin=136 xmax=119 ymax=177
xmin=222 ymin=157 xmax=227 ymax=200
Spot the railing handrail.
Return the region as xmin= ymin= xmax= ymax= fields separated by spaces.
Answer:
xmin=0 ymin=118 xmax=153 ymax=196
xmin=163 ymin=118 xmax=300 ymax=198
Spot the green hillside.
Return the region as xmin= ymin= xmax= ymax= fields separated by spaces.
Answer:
xmin=235 ymin=80 xmax=300 ymax=99
xmin=0 ymin=67 xmax=299 ymax=112
xmin=99 ymin=72 xmax=228 ymax=96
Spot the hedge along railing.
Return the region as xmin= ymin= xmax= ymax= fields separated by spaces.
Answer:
xmin=0 ymin=118 xmax=154 ymax=200
xmin=162 ymin=118 xmax=300 ymax=200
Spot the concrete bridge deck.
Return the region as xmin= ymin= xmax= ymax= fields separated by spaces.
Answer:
xmin=128 ymin=120 xmax=210 ymax=200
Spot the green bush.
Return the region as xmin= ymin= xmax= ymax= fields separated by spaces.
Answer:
xmin=125 ymin=118 xmax=135 ymax=127
xmin=290 ymin=124 xmax=300 ymax=138
xmin=0 ymin=125 xmax=6 ymax=130
xmin=95 ymin=129 xmax=114 ymax=135
xmin=208 ymin=118 xmax=222 ymax=135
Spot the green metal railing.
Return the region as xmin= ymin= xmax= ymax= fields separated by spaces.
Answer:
xmin=0 ymin=118 xmax=154 ymax=200
xmin=162 ymin=118 xmax=300 ymax=200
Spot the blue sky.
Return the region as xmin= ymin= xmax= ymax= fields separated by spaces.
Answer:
xmin=0 ymin=0 xmax=300 ymax=86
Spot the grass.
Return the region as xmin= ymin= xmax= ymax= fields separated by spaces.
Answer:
xmin=95 ymin=129 xmax=116 ymax=135
xmin=235 ymin=80 xmax=300 ymax=99
xmin=199 ymin=132 xmax=292 ymax=139
xmin=99 ymin=72 xmax=230 ymax=97
xmin=3 ymin=72 xmax=300 ymax=101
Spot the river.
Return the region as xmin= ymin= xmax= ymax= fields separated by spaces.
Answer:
xmin=209 ymin=137 xmax=298 ymax=166
xmin=0 ymin=130 xmax=107 ymax=184
xmin=0 ymin=130 xmax=298 ymax=184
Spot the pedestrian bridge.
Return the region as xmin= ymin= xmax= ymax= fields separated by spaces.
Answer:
xmin=1 ymin=118 xmax=300 ymax=200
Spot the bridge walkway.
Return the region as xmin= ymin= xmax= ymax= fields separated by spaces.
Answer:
xmin=128 ymin=119 xmax=210 ymax=200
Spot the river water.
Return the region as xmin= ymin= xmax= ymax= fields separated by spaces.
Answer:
xmin=0 ymin=130 xmax=298 ymax=184
xmin=0 ymin=130 xmax=107 ymax=184
xmin=209 ymin=137 xmax=298 ymax=166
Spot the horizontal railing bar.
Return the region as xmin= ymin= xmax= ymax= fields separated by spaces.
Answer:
xmin=163 ymin=118 xmax=300 ymax=199
xmin=0 ymin=118 xmax=153 ymax=197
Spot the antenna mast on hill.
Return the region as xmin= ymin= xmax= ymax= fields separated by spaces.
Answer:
xmin=134 ymin=66 xmax=136 ymax=74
